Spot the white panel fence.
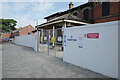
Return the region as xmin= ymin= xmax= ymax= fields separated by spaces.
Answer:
xmin=14 ymin=33 xmax=38 ymax=51
xmin=63 ymin=21 xmax=120 ymax=78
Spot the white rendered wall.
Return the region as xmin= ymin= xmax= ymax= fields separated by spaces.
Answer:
xmin=63 ymin=21 xmax=119 ymax=78
xmin=14 ymin=33 xmax=37 ymax=51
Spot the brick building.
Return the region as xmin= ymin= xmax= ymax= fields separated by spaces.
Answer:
xmin=36 ymin=2 xmax=120 ymax=39
xmin=36 ymin=2 xmax=119 ymax=50
xmin=1 ymin=25 xmax=35 ymax=41
xmin=44 ymin=2 xmax=120 ymax=24
xmin=12 ymin=25 xmax=35 ymax=37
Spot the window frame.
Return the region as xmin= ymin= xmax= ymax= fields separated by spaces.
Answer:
xmin=28 ymin=32 xmax=31 ymax=35
xmin=73 ymin=12 xmax=78 ymax=16
xmin=83 ymin=9 xmax=89 ymax=20
xmin=102 ymin=2 xmax=110 ymax=16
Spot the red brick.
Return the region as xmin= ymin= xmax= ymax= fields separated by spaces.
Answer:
xmin=19 ymin=25 xmax=35 ymax=36
xmin=94 ymin=16 xmax=120 ymax=23
xmin=110 ymin=2 xmax=120 ymax=15
xmin=94 ymin=4 xmax=102 ymax=19
xmin=77 ymin=2 xmax=119 ymax=23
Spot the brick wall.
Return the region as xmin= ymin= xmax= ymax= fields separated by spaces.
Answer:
xmin=46 ymin=2 xmax=119 ymax=24
xmin=94 ymin=3 xmax=102 ymax=19
xmin=78 ymin=12 xmax=84 ymax=19
xmin=77 ymin=2 xmax=119 ymax=24
xmin=19 ymin=25 xmax=35 ymax=36
xmin=89 ymin=8 xmax=93 ymax=20
xmin=94 ymin=2 xmax=120 ymax=23
xmin=1 ymin=25 xmax=35 ymax=39
xmin=94 ymin=16 xmax=120 ymax=23
xmin=110 ymin=2 xmax=119 ymax=15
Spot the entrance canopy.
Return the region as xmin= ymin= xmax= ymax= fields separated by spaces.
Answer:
xmin=36 ymin=19 xmax=89 ymax=30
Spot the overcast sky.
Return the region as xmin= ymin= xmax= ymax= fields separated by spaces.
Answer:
xmin=1 ymin=1 xmax=87 ymax=28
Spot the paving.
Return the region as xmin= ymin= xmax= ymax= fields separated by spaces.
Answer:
xmin=2 ymin=42 xmax=109 ymax=78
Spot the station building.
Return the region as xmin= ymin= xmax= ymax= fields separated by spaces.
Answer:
xmin=36 ymin=2 xmax=120 ymax=50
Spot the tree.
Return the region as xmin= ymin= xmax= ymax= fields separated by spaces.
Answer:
xmin=0 ymin=19 xmax=17 ymax=32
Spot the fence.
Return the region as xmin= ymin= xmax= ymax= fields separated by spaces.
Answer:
xmin=63 ymin=21 xmax=120 ymax=78
xmin=14 ymin=33 xmax=37 ymax=51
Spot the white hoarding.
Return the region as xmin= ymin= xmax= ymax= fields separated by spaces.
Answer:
xmin=63 ymin=21 xmax=119 ymax=78
xmin=14 ymin=33 xmax=37 ymax=51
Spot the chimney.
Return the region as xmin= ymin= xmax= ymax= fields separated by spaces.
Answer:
xmin=69 ymin=2 xmax=73 ymax=9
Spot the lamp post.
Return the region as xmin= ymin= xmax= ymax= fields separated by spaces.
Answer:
xmin=34 ymin=20 xmax=39 ymax=52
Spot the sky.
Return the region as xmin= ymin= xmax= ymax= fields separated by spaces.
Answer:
xmin=1 ymin=1 xmax=88 ymax=28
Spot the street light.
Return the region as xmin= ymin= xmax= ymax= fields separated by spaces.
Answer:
xmin=34 ymin=20 xmax=38 ymax=27
xmin=34 ymin=20 xmax=39 ymax=52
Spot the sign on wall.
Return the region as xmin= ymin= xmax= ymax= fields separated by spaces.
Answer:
xmin=67 ymin=35 xmax=77 ymax=41
xmin=86 ymin=33 xmax=99 ymax=39
xmin=64 ymin=35 xmax=66 ymax=46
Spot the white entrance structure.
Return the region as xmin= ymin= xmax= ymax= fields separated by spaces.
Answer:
xmin=63 ymin=21 xmax=120 ymax=78
xmin=36 ymin=19 xmax=88 ymax=52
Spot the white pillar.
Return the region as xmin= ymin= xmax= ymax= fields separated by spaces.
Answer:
xmin=62 ymin=22 xmax=66 ymax=51
xmin=37 ymin=29 xmax=40 ymax=52
xmin=41 ymin=29 xmax=43 ymax=44
xmin=34 ymin=20 xmax=39 ymax=52
xmin=42 ymin=29 xmax=43 ymax=37
xmin=53 ymin=26 xmax=55 ymax=47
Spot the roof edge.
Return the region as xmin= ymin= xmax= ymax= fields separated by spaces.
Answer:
xmin=44 ymin=2 xmax=90 ymax=19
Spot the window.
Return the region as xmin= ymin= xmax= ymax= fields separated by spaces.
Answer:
xmin=84 ymin=9 xmax=89 ymax=20
xmin=102 ymin=2 xmax=110 ymax=16
xmin=73 ymin=12 xmax=78 ymax=16
xmin=28 ymin=32 xmax=31 ymax=35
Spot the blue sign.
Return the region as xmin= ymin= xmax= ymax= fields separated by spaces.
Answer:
xmin=64 ymin=35 xmax=66 ymax=46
